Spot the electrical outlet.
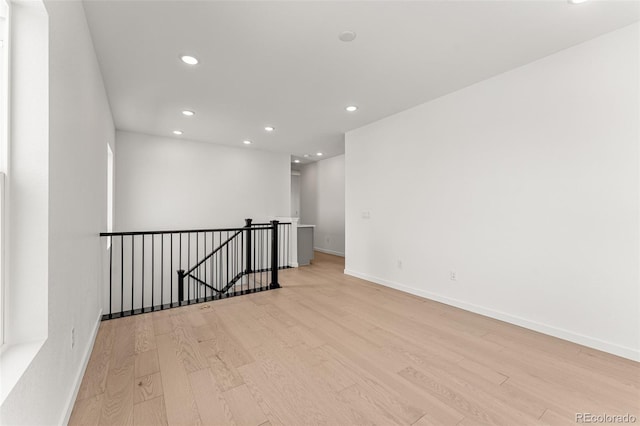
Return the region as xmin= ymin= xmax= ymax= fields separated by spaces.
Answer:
xmin=71 ymin=327 xmax=75 ymax=349
xmin=397 ymin=260 xmax=403 ymax=269
xmin=449 ymin=271 xmax=457 ymax=281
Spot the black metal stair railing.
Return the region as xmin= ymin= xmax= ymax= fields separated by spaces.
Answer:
xmin=99 ymin=219 xmax=291 ymax=320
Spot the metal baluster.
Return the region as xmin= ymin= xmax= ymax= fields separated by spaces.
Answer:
xmin=121 ymin=235 xmax=124 ymax=316
xmin=161 ymin=233 xmax=164 ymax=309
xmin=224 ymin=231 xmax=229 ymax=293
xmin=142 ymin=235 xmax=145 ymax=313
xmin=109 ymin=236 xmax=113 ymax=319
xmin=170 ymin=234 xmax=173 ymax=307
xmin=131 ymin=236 xmax=134 ymax=315
xmin=241 ymin=230 xmax=244 ymax=294
xmin=152 ymin=235 xmax=155 ymax=310
xmin=179 ymin=233 xmax=182 ymax=305
xmin=188 ymin=232 xmax=191 ymax=303
xmin=196 ymin=231 xmax=199 ymax=302
xmin=259 ymin=228 xmax=262 ymax=287
xmin=269 ymin=222 xmax=276 ymax=288
xmin=205 ymin=232 xmax=209 ymax=301
xmin=210 ymin=233 xmax=213 ymax=297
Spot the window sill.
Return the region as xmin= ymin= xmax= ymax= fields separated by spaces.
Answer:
xmin=0 ymin=338 xmax=45 ymax=406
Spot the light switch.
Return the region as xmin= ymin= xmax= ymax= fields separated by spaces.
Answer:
xmin=362 ymin=211 xmax=370 ymax=219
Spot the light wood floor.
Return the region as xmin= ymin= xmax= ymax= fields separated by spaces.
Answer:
xmin=70 ymin=252 xmax=640 ymax=426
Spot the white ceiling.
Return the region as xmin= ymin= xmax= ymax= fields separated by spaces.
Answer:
xmin=83 ymin=0 xmax=639 ymax=163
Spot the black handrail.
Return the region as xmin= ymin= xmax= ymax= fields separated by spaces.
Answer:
xmin=100 ymin=225 xmax=269 ymax=237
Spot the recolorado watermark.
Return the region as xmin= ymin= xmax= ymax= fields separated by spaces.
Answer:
xmin=576 ymin=413 xmax=637 ymax=423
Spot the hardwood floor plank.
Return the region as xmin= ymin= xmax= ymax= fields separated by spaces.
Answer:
xmin=287 ymin=324 xmax=325 ymax=348
xmin=338 ymin=383 xmax=413 ymax=425
xmin=156 ymin=333 xmax=202 ymax=426
xmin=398 ymin=366 xmax=539 ymax=426
xmin=135 ymin=313 xmax=157 ymax=354
xmin=75 ymin=324 xmax=115 ymax=401
xmin=214 ymin=303 xmax=273 ymax=350
xmin=133 ymin=396 xmax=168 ymax=426
xmin=99 ymin=323 xmax=135 ymax=426
xmin=411 ymin=412 xmax=462 ymax=426
xmin=208 ymin=353 xmax=245 ymax=391
xmin=313 ymin=343 xmax=459 ymax=425
xmin=240 ymin=365 xmax=286 ymax=426
xmin=134 ymin=349 xmax=160 ymax=378
xmin=187 ymin=368 xmax=234 ymax=425
xmin=192 ymin=324 xmax=216 ymax=343
xmin=456 ymin=357 xmax=508 ymax=386
xmin=186 ymin=310 xmax=208 ymax=328
xmin=199 ymin=310 xmax=254 ymax=368
xmin=152 ymin=311 xmax=174 ymax=336
xmin=484 ymin=332 xmax=639 ymax=404
xmin=68 ymin=394 xmax=104 ymax=426
xmin=223 ymin=383 xmax=268 ymax=426
xmin=237 ymin=355 xmax=335 ymax=424
xmin=261 ymin=303 xmax=298 ymax=328
xmin=169 ymin=314 xmax=209 ymax=373
xmin=133 ymin=372 xmax=164 ymax=404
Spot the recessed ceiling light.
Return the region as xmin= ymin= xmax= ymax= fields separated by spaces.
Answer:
xmin=316 ymin=152 xmax=323 ymax=156
xmin=303 ymin=154 xmax=310 ymax=158
xmin=173 ymin=130 xmax=183 ymax=135
xmin=264 ymin=126 xmax=275 ymax=132
xmin=294 ymin=160 xmax=300 ymax=163
xmin=346 ymin=105 xmax=358 ymax=112
xmin=243 ymin=140 xmax=252 ymax=145
xmin=182 ymin=110 xmax=195 ymax=116
xmin=180 ymin=55 xmax=199 ymax=65
xmin=568 ymin=0 xmax=588 ymax=3
xmin=339 ymin=31 xmax=357 ymax=42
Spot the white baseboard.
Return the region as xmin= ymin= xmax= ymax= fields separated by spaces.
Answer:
xmin=314 ymin=247 xmax=345 ymax=257
xmin=344 ymin=269 xmax=640 ymax=362
xmin=60 ymin=309 xmax=102 ymax=425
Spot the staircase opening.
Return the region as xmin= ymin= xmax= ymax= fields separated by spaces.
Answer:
xmin=99 ymin=219 xmax=291 ymax=320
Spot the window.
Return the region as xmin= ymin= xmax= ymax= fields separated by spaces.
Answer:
xmin=0 ymin=0 xmax=48 ymax=404
xmin=0 ymin=0 xmax=9 ymax=348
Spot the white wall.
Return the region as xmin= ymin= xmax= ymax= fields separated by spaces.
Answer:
xmin=291 ymin=173 xmax=300 ymax=217
xmin=300 ymin=162 xmax=317 ymax=226
xmin=300 ymin=155 xmax=345 ymax=256
xmin=115 ymin=131 xmax=290 ymax=231
xmin=1 ymin=1 xmax=115 ymax=423
xmin=345 ymin=24 xmax=639 ymax=360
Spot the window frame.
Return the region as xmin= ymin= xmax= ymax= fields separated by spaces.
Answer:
xmin=0 ymin=0 xmax=10 ymax=349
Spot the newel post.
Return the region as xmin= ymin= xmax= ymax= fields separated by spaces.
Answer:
xmin=270 ymin=220 xmax=280 ymax=289
xmin=177 ymin=269 xmax=185 ymax=303
xmin=245 ymin=218 xmax=253 ymax=274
